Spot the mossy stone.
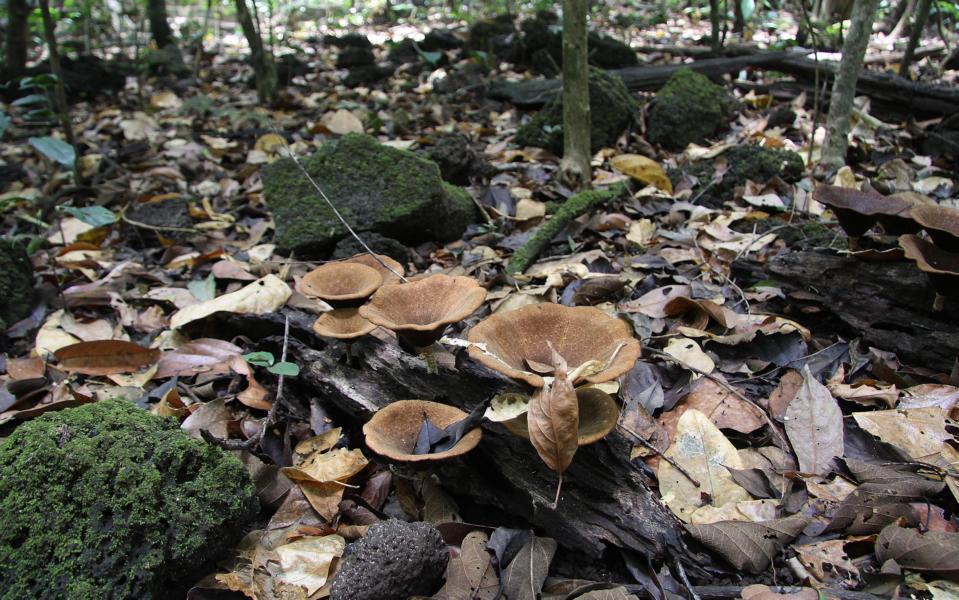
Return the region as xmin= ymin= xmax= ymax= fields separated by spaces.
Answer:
xmin=0 ymin=399 xmax=259 ymax=600
xmin=514 ymin=69 xmax=639 ymax=155
xmin=262 ymin=133 xmax=479 ymax=256
xmin=722 ymin=144 xmax=805 ymax=190
xmin=648 ymin=68 xmax=731 ymax=151
xmin=0 ymin=239 xmax=34 ymax=330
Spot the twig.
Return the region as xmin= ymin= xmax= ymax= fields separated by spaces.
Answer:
xmin=120 ymin=206 xmax=199 ymax=233
xmin=618 ymin=422 xmax=701 ymax=487
xmin=672 ymin=555 xmax=702 ymax=600
xmin=202 ymin=315 xmax=291 ymax=450
xmin=272 ymin=129 xmax=409 ymax=283
xmin=645 ymin=348 xmax=789 ymax=449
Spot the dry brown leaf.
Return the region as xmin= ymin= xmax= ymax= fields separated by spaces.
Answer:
xmin=875 ymin=524 xmax=959 ymax=577
xmin=662 ymin=337 xmax=715 ymax=376
xmin=6 ymin=357 xmax=45 ymax=380
xmin=658 ymin=409 xmax=750 ymax=522
xmin=784 ymin=367 xmax=843 ymax=475
xmin=685 ymin=514 xmax=809 ymax=572
xmin=766 ymin=369 xmax=802 ymax=421
xmin=741 ymin=584 xmax=819 ymax=600
xmin=155 ymin=338 xmax=243 ymax=379
xmin=53 ymin=340 xmax=161 ymax=375
xmin=852 ymin=407 xmax=951 ymax=461
xmin=171 ymin=274 xmax=291 ymax=329
xmin=527 ymin=346 xmax=579 ymax=475
xmin=619 ymin=285 xmax=692 ymax=318
xmin=662 ymin=375 xmax=764 ymax=435
xmin=434 ymin=531 xmax=499 ymax=600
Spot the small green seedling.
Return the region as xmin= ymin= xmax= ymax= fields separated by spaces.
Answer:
xmin=243 ymin=351 xmax=300 ymax=377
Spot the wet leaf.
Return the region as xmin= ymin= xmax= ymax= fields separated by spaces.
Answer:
xmin=53 ymin=340 xmax=160 ymax=375
xmin=784 ymin=367 xmax=843 ymax=475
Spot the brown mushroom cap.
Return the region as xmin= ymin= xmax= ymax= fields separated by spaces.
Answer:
xmin=466 ymin=303 xmax=641 ymax=388
xmin=814 ymin=185 xmax=913 ymax=238
xmin=363 ymin=399 xmax=483 ymax=462
xmin=359 ymin=274 xmax=487 ymax=348
xmin=910 ymin=205 xmax=959 ymax=252
xmin=899 ymin=234 xmax=959 ymax=299
xmin=345 ymin=253 xmax=406 ymax=283
xmin=312 ymin=308 xmax=377 ymax=340
xmin=501 ymin=387 xmax=619 ymax=446
xmin=301 ymin=262 xmax=384 ymax=304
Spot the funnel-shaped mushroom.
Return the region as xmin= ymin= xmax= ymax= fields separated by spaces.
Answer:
xmin=814 ymin=185 xmax=916 ymax=246
xmin=467 ymin=303 xmax=641 ymax=388
xmin=363 ymin=400 xmax=483 ymax=462
xmin=345 ymin=253 xmax=406 ymax=283
xmin=300 ymin=262 xmax=383 ymax=306
xmin=900 ymin=234 xmax=959 ymax=311
xmin=501 ymin=387 xmax=619 ymax=445
xmin=910 ymin=205 xmax=959 ymax=252
xmin=359 ymin=274 xmax=487 ymax=349
xmin=312 ymin=308 xmax=377 ymax=340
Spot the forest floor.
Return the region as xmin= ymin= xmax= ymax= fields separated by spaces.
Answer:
xmin=1 ymin=5 xmax=958 ymax=600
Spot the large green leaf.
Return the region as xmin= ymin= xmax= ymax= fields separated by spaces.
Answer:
xmin=28 ymin=136 xmax=75 ymax=167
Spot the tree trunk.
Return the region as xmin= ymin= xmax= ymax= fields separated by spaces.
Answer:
xmin=147 ymin=0 xmax=175 ymax=49
xmin=234 ymin=0 xmax=277 ymax=104
xmin=888 ymin=0 xmax=917 ymax=38
xmin=558 ymin=0 xmax=591 ymax=190
xmin=6 ymin=0 xmax=30 ymax=69
xmin=710 ymin=0 xmax=723 ymax=51
xmin=819 ymin=0 xmax=880 ymax=171
xmin=899 ymin=0 xmax=933 ymax=76
xmin=733 ymin=0 xmax=746 ymax=33
xmin=37 ymin=0 xmax=80 ymax=181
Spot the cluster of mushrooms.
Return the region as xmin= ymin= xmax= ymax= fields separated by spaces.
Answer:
xmin=815 ymin=184 xmax=959 ymax=311
xmin=299 ymin=256 xmax=644 ymax=495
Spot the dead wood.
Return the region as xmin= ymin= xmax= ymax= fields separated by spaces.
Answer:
xmin=287 ymin=330 xmax=698 ymax=567
xmin=734 ymin=250 xmax=959 ymax=372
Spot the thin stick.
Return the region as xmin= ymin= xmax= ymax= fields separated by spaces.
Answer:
xmin=645 ymin=348 xmax=789 ymax=449
xmin=273 ymin=130 xmax=409 ymax=283
xmin=550 ymin=472 xmax=563 ymax=509
xmin=618 ymin=423 xmax=701 ymax=487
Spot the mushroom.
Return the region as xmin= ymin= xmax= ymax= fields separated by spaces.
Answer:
xmin=312 ymin=308 xmax=377 ymax=364
xmin=359 ymin=274 xmax=487 ymax=370
xmin=345 ymin=252 xmax=406 ymax=283
xmin=899 ymin=234 xmax=959 ymax=311
xmin=813 ymin=185 xmax=917 ymax=249
xmin=466 ymin=303 xmax=641 ymax=388
xmin=910 ymin=204 xmax=959 ymax=252
xmin=300 ymin=262 xmax=384 ymax=307
xmin=363 ymin=400 xmax=483 ymax=462
xmin=501 ymin=387 xmax=619 ymax=446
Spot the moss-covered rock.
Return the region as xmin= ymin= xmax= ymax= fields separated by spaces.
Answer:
xmin=514 ymin=69 xmax=638 ymax=155
xmin=464 ymin=14 xmax=519 ymax=61
xmin=648 ymin=68 xmax=731 ymax=151
xmin=263 ymin=133 xmax=478 ymax=255
xmin=520 ymin=13 xmax=636 ymax=75
xmin=0 ymin=239 xmax=34 ymax=330
xmin=722 ymin=144 xmax=805 ymax=189
xmin=0 ymin=399 xmax=259 ymax=600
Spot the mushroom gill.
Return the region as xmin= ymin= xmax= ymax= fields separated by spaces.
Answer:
xmin=910 ymin=204 xmax=959 ymax=252
xmin=466 ymin=303 xmax=641 ymax=388
xmin=312 ymin=308 xmax=377 ymax=340
xmin=899 ymin=234 xmax=959 ymax=311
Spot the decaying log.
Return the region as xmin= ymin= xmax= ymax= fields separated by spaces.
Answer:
xmin=733 ymin=250 xmax=959 ymax=371
xmin=489 ymin=51 xmax=806 ymax=107
xmin=292 ymin=333 xmax=697 ymax=567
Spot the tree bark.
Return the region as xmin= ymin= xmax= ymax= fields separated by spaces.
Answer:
xmin=558 ymin=0 xmax=591 ymax=190
xmin=710 ymin=0 xmax=723 ymax=51
xmin=899 ymin=0 xmax=933 ymax=76
xmin=819 ymin=0 xmax=880 ymax=171
xmin=37 ymin=0 xmax=80 ymax=181
xmin=235 ymin=0 xmax=277 ymax=104
xmin=147 ymin=0 xmax=175 ymax=49
xmin=6 ymin=0 xmax=30 ymax=69
xmin=888 ymin=0 xmax=917 ymax=39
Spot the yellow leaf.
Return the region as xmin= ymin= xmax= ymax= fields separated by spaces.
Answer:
xmin=170 ymin=274 xmax=292 ymax=329
xmin=254 ymin=132 xmax=286 ymax=154
xmin=610 ymin=154 xmax=673 ymax=193
xmin=658 ymin=409 xmax=750 ymax=522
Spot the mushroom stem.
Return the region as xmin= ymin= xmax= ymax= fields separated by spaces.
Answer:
xmin=934 ymin=293 xmax=946 ymax=312
xmin=345 ymin=342 xmax=355 ymax=367
xmin=420 ymin=345 xmax=438 ymax=375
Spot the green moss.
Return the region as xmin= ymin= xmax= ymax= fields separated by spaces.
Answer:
xmin=465 ymin=14 xmax=515 ymax=54
xmin=0 ymin=399 xmax=258 ymax=600
xmin=0 ymin=239 xmax=34 ymax=330
xmin=722 ymin=144 xmax=805 ymax=189
xmin=648 ymin=68 xmax=731 ymax=151
xmin=262 ymin=133 xmax=478 ymax=256
xmin=507 ymin=184 xmax=626 ymax=274
xmin=514 ymin=69 xmax=639 ymax=155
